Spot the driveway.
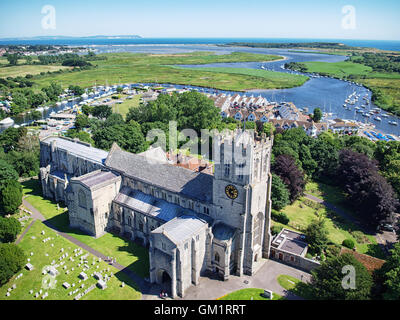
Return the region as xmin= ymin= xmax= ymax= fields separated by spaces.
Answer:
xmin=181 ymin=259 xmax=311 ymax=300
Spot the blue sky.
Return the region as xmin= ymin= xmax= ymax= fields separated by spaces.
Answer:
xmin=0 ymin=0 xmax=399 ymax=40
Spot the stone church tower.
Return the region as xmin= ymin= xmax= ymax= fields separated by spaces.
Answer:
xmin=212 ymin=129 xmax=273 ymax=276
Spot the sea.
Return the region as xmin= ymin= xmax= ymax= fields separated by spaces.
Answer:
xmin=1 ymin=38 xmax=400 ymax=52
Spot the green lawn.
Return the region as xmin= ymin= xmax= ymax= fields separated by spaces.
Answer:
xmin=112 ymin=94 xmax=142 ymax=119
xmin=218 ymin=288 xmax=284 ymax=300
xmin=21 ymin=179 xmax=150 ymax=278
xmin=277 ymin=275 xmax=313 ymax=299
xmin=282 ymin=198 xmax=383 ymax=258
xmin=278 ymin=181 xmax=385 ymax=259
xmin=30 ymin=51 xmax=307 ymax=92
xmin=0 ymin=220 xmax=141 ymax=300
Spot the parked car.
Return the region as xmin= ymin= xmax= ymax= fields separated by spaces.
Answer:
xmin=380 ymin=224 xmax=395 ymax=232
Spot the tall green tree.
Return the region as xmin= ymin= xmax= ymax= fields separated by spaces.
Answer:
xmin=312 ymin=108 xmax=323 ymax=123
xmin=0 ymin=180 xmax=23 ymax=215
xmin=305 ymin=218 xmax=329 ymax=255
xmin=0 ymin=243 xmax=26 ymax=286
xmin=0 ymin=217 xmax=21 ymax=243
xmin=310 ymin=253 xmax=373 ymax=300
xmin=271 ymin=173 xmax=290 ymax=211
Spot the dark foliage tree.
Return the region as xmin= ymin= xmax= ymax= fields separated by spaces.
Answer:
xmin=0 ymin=243 xmax=26 ymax=286
xmin=0 ymin=217 xmax=21 ymax=243
xmin=338 ymin=149 xmax=398 ymax=227
xmin=272 ymin=154 xmax=305 ymax=202
xmin=0 ymin=180 xmax=23 ymax=215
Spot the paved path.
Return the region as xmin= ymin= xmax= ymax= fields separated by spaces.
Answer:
xmin=182 ymin=259 xmax=311 ymax=300
xmin=22 ymin=198 xmax=162 ymax=300
xmin=15 ymin=220 xmax=36 ymax=245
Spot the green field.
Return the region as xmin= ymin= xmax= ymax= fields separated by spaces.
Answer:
xmin=173 ymin=66 xmax=309 ymax=89
xmin=218 ymin=288 xmax=283 ymax=300
xmin=0 ymin=220 xmax=141 ymax=300
xmin=302 ymin=61 xmax=372 ymax=77
xmin=0 ymin=65 xmax=71 ymax=78
xmin=22 ymin=179 xmax=150 ymax=278
xmin=29 ymin=51 xmax=307 ymax=92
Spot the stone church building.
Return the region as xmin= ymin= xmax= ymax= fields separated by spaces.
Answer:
xmin=39 ymin=130 xmax=273 ymax=298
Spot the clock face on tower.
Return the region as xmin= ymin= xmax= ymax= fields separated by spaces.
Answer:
xmin=225 ymin=185 xmax=239 ymax=200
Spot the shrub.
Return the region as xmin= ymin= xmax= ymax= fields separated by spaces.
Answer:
xmin=271 ymin=210 xmax=290 ymax=225
xmin=271 ymin=225 xmax=283 ymax=236
xmin=342 ymin=239 xmax=355 ymax=249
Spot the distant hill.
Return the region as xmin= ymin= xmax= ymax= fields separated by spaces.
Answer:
xmin=0 ymin=35 xmax=142 ymax=41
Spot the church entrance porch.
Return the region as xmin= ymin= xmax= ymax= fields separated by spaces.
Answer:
xmin=156 ymin=269 xmax=172 ymax=296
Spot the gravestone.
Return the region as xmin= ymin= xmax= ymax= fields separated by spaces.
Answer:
xmin=97 ymin=280 xmax=107 ymax=290
xmin=262 ymin=290 xmax=273 ymax=300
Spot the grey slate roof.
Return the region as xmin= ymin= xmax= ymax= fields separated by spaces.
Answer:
xmin=42 ymin=137 xmax=108 ymax=165
xmin=153 ymin=215 xmax=208 ymax=244
xmin=105 ymin=144 xmax=213 ymax=203
xmin=76 ymin=170 xmax=120 ymax=189
xmin=114 ymin=187 xmax=193 ymax=222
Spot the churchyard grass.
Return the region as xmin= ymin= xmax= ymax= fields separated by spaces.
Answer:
xmin=21 ymin=179 xmax=150 ymax=279
xmin=280 ymin=196 xmax=385 ymax=259
xmin=0 ymin=220 xmax=141 ymax=300
xmin=218 ymin=288 xmax=283 ymax=300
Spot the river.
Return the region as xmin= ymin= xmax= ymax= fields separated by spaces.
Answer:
xmin=7 ymin=44 xmax=400 ymax=136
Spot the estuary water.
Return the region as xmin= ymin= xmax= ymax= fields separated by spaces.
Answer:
xmin=7 ymin=43 xmax=400 ymax=136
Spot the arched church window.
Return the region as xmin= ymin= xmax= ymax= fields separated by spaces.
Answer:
xmin=78 ymin=190 xmax=87 ymax=209
xmin=214 ymin=252 xmax=220 ymax=263
xmin=128 ymin=216 xmax=132 ymax=226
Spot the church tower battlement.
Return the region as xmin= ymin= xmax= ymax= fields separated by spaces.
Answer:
xmin=211 ymin=129 xmax=273 ymax=276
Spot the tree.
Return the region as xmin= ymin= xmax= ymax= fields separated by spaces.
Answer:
xmin=0 ymin=217 xmax=21 ymax=243
xmin=116 ymin=87 xmax=123 ymax=94
xmin=0 ymin=180 xmax=23 ymax=215
xmin=373 ymin=243 xmax=400 ymax=300
xmin=68 ymin=85 xmax=84 ymax=96
xmin=271 ymin=173 xmax=290 ymax=211
xmin=338 ymin=149 xmax=399 ymax=227
xmin=0 ymin=243 xmax=26 ymax=286
xmin=30 ymin=110 xmax=42 ymax=121
xmin=92 ymin=105 xmax=112 ymax=119
xmin=0 ymin=160 xmax=19 ymax=186
xmin=65 ymin=129 xmax=94 ymax=146
xmin=272 ymin=154 xmax=305 ymax=202
xmin=6 ymin=53 xmax=19 ymax=66
xmin=81 ymin=105 xmax=94 ymax=116
xmin=305 ymin=218 xmax=329 ymax=255
xmin=74 ymin=114 xmax=89 ymax=131
xmin=312 ymin=108 xmax=323 ymax=123
xmin=310 ymin=253 xmax=373 ymax=300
